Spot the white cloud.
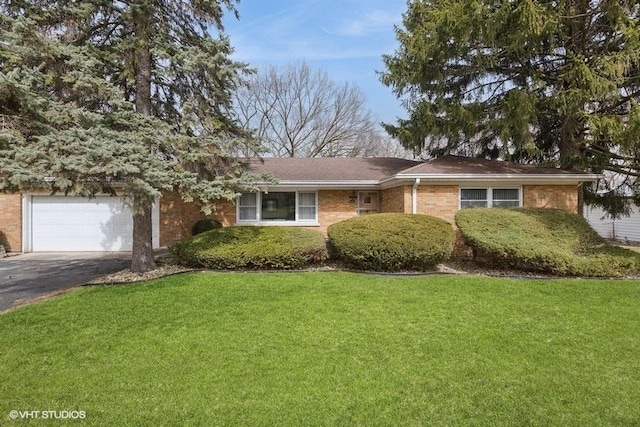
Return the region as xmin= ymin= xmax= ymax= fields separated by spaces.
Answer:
xmin=226 ymin=1 xmax=403 ymax=62
xmin=327 ymin=8 xmax=402 ymax=37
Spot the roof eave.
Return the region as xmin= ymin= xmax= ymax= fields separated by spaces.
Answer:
xmin=381 ymin=173 xmax=601 ymax=186
xmin=253 ymin=173 xmax=601 ymax=190
xmin=390 ymin=173 xmax=602 ymax=182
xmin=254 ymin=180 xmax=381 ymax=190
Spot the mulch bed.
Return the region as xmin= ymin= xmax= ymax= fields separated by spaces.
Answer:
xmin=88 ymin=240 xmax=640 ymax=285
xmin=89 ymin=259 xmax=634 ymax=285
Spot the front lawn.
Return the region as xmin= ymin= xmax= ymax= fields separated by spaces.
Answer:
xmin=1 ymin=272 xmax=640 ymax=425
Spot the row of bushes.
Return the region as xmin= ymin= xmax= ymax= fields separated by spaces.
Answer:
xmin=171 ymin=213 xmax=456 ymax=272
xmin=171 ymin=209 xmax=640 ymax=276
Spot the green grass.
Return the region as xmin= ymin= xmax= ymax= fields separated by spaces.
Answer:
xmin=1 ymin=272 xmax=640 ymax=425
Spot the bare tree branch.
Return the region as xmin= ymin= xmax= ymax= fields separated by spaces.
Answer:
xmin=233 ymin=62 xmax=394 ymax=157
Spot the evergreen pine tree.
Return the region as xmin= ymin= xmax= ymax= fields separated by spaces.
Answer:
xmin=0 ymin=0 xmax=261 ymax=272
xmin=381 ymin=0 xmax=640 ymax=214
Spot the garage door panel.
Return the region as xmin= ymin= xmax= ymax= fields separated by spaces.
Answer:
xmin=31 ymin=197 xmax=134 ymax=251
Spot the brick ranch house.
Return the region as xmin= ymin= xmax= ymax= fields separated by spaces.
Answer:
xmin=0 ymin=156 xmax=599 ymax=253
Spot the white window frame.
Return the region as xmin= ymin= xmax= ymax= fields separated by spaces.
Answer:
xmin=236 ymin=191 xmax=319 ymax=226
xmin=238 ymin=192 xmax=258 ymax=221
xmin=459 ymin=186 xmax=522 ymax=209
xmin=297 ymin=192 xmax=317 ymax=221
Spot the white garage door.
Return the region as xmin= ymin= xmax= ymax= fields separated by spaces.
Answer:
xmin=31 ymin=196 xmax=134 ymax=251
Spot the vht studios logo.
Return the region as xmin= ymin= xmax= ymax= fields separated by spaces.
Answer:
xmin=9 ymin=410 xmax=86 ymax=420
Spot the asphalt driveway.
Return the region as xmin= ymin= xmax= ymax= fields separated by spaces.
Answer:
xmin=0 ymin=252 xmax=130 ymax=312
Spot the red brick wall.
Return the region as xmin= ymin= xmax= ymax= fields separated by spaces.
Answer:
xmin=0 ymin=194 xmax=22 ymax=252
xmin=159 ymin=192 xmax=236 ymax=246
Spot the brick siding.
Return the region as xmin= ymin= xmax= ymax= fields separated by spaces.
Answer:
xmin=380 ymin=186 xmax=403 ymax=212
xmin=523 ymin=185 xmax=579 ymax=213
xmin=159 ymin=192 xmax=236 ymax=246
xmin=408 ymin=184 xmax=579 ymax=258
xmin=7 ymin=184 xmax=580 ymax=250
xmin=316 ymin=190 xmax=359 ymax=235
xmin=0 ymin=194 xmax=22 ymax=252
xmin=415 ymin=185 xmax=459 ymax=224
xmin=159 ymin=190 xmax=361 ymax=241
xmin=381 ymin=186 xmax=411 ymax=213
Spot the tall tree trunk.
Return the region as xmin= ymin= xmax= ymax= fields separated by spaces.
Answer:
xmin=559 ymin=116 xmax=580 ymax=170
xmin=131 ymin=196 xmax=155 ymax=272
xmin=131 ymin=2 xmax=156 ymax=272
xmin=559 ymin=0 xmax=588 ymax=172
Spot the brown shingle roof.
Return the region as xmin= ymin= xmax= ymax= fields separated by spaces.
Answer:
xmin=248 ymin=157 xmax=421 ymax=181
xmin=398 ymin=155 xmax=587 ymax=176
xmin=245 ymin=155 xmax=597 ymax=183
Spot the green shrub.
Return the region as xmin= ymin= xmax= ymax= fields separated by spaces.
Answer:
xmin=170 ymin=226 xmax=328 ymax=270
xmin=191 ymin=219 xmax=222 ymax=236
xmin=455 ymin=207 xmax=640 ymax=277
xmin=327 ymin=213 xmax=455 ymax=271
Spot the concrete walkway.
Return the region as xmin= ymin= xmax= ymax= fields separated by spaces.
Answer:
xmin=0 ymin=252 xmax=131 ymax=312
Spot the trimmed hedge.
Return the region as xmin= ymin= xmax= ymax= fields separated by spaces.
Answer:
xmin=170 ymin=226 xmax=328 ymax=270
xmin=327 ymin=213 xmax=455 ymax=271
xmin=455 ymin=207 xmax=640 ymax=277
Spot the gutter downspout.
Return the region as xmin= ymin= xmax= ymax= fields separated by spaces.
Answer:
xmin=412 ymin=178 xmax=421 ymax=214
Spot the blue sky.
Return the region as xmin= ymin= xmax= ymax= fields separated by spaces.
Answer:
xmin=223 ymin=0 xmax=407 ymax=125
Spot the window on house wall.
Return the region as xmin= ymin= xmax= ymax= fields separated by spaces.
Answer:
xmin=237 ymin=191 xmax=317 ymax=223
xmin=491 ymin=189 xmax=520 ymax=207
xmin=298 ymin=192 xmax=316 ymax=220
xmin=460 ymin=189 xmax=488 ymax=209
xmin=261 ymin=192 xmax=295 ymax=221
xmin=460 ymin=188 xmax=520 ymax=209
xmin=238 ymin=193 xmax=257 ymax=220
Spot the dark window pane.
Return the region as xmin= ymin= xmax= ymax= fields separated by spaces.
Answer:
xmin=493 ymin=189 xmax=519 ymax=201
xmin=460 ymin=189 xmax=487 ymax=209
xmin=261 ymin=192 xmax=295 ymax=221
xmin=461 ymin=189 xmax=487 ymax=201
